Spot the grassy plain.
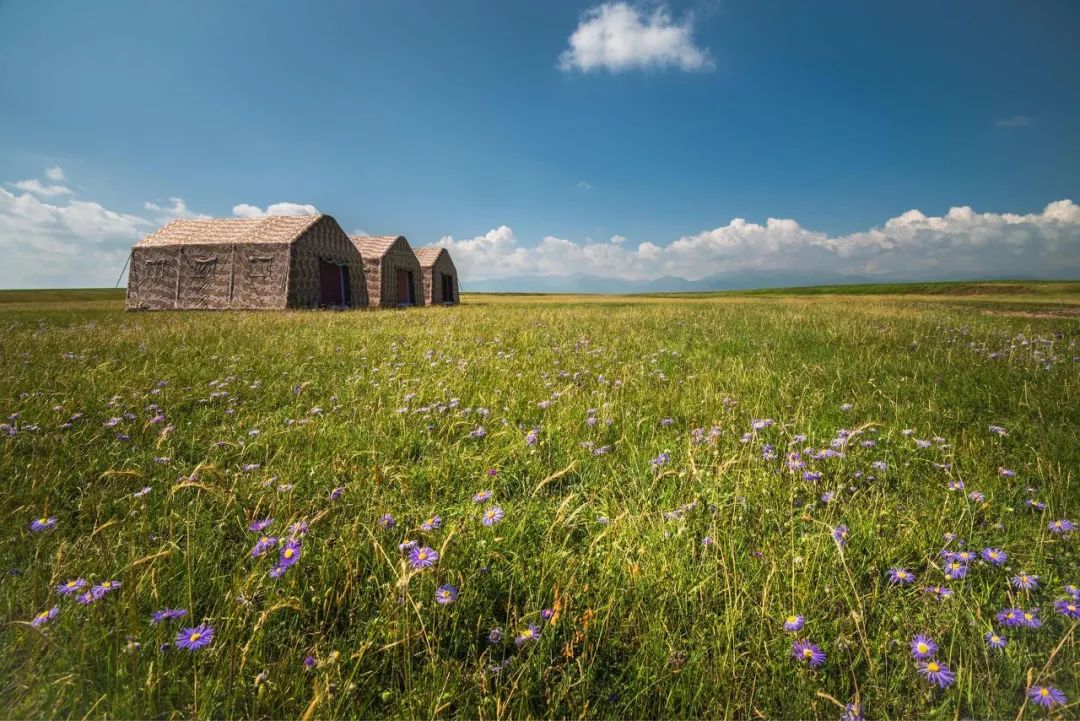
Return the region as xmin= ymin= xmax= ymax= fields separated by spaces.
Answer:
xmin=1 ymin=283 xmax=1078 ymax=719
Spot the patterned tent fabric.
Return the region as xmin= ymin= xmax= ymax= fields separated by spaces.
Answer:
xmin=126 ymin=215 xmax=367 ymax=310
xmin=350 ymin=235 xmax=424 ymax=308
xmin=413 ymin=247 xmax=459 ymax=305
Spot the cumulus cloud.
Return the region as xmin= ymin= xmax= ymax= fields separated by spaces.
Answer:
xmin=558 ymin=2 xmax=713 ymax=73
xmin=437 ymin=200 xmax=1080 ymax=282
xmin=10 ymin=178 xmax=74 ymax=197
xmin=0 ymin=182 xmax=151 ymax=288
xmin=995 ymin=115 xmax=1034 ymax=128
xmin=45 ymin=166 xmax=66 ymax=182
xmin=232 ymin=202 xmax=319 ymax=218
xmin=145 ymin=197 xmax=211 ymax=221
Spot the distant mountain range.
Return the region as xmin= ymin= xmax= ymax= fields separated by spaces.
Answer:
xmin=461 ymin=271 xmax=1061 ymax=294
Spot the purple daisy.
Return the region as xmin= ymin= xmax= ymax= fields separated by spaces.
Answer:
xmin=1028 ymin=686 xmax=1067 ymax=709
xmin=1054 ymin=599 xmax=1080 ymax=619
xmin=30 ymin=516 xmax=57 ymax=532
xmin=792 ymin=639 xmax=826 ymax=668
xmin=487 ymin=627 xmax=503 ymax=644
xmin=981 ymin=548 xmax=1007 ymax=566
xmin=57 ymin=578 xmax=86 ymax=596
xmin=1048 ymin=519 xmax=1075 ymax=534
xmin=408 ymin=545 xmax=439 ymax=569
xmin=92 ymin=580 xmax=120 ymax=598
xmin=329 ymin=486 xmax=345 ymax=501
xmin=150 ymin=608 xmax=188 ymax=624
xmin=481 ymin=506 xmax=505 ymax=527
xmin=278 ymin=539 xmax=301 ymax=568
xmin=996 ymin=608 xmax=1023 ymax=627
xmin=783 ymin=615 xmax=805 ymax=632
xmin=1011 ymin=573 xmax=1039 ymax=590
xmin=917 ymin=660 xmax=955 ymax=688
xmin=248 ymin=517 xmax=273 ymax=532
xmin=910 ymin=634 xmax=938 ymax=660
xmin=377 ymin=513 xmax=395 ymax=530
xmin=76 ymin=590 xmax=97 ymax=605
xmin=1066 ymin=584 xmax=1080 ymax=600
xmin=515 ymin=624 xmax=541 ymax=646
xmin=984 ymin=631 xmax=1007 ymax=649
xmin=944 ymin=561 xmax=968 ymax=580
xmin=888 ymin=568 xmax=915 ymax=585
xmin=31 ymin=606 xmax=59 ymax=627
xmin=832 ymin=525 xmax=849 ymax=546
xmin=420 ymin=515 xmax=442 ymax=532
xmin=435 ymin=585 xmax=458 ymax=605
xmin=924 ymin=585 xmax=953 ymax=600
xmin=287 ymin=520 xmax=309 ymax=537
xmin=250 ymin=535 xmax=277 ymax=558
xmin=472 ymin=490 xmax=492 ymax=503
xmin=175 ymin=624 xmax=215 ymax=651
xmin=1019 ymin=609 xmax=1042 ymax=628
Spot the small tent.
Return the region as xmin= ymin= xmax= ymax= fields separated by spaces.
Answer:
xmin=125 ymin=215 xmax=367 ymax=310
xmin=413 ymin=247 xmax=459 ymax=305
xmin=350 ymin=235 xmax=423 ymax=308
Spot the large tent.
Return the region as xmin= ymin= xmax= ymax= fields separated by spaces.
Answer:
xmin=125 ymin=215 xmax=368 ymax=310
xmin=350 ymin=235 xmax=423 ymax=308
xmin=413 ymin=247 xmax=459 ymax=305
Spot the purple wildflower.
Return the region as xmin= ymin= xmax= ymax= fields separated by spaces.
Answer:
xmin=944 ymin=561 xmax=968 ymax=580
xmin=984 ymin=631 xmax=1007 ymax=649
xmin=435 ymin=585 xmax=458 ymax=605
xmin=286 ymin=520 xmax=309 ymax=537
xmin=1048 ymin=519 xmax=1075 ymax=534
xmin=832 ymin=525 xmax=849 ymax=546
xmin=481 ymin=506 xmax=505 ymax=526
xmin=651 ymin=452 xmax=670 ymax=467
xmin=420 ymin=515 xmax=442 ymax=532
xmin=525 ymin=427 xmax=540 ymax=446
xmin=278 ymin=539 xmax=301 ymax=569
xmin=917 ymin=660 xmax=955 ymax=688
xmin=329 ymin=486 xmax=345 ymax=501
xmin=378 ymin=513 xmax=395 ymax=529
xmin=888 ymin=568 xmax=915 ymax=585
xmin=1011 ymin=573 xmax=1039 ymax=590
xmin=30 ymin=516 xmax=57 ymax=532
xmin=175 ymin=624 xmax=214 ymax=651
xmin=910 ymin=634 xmax=938 ymax=660
xmin=1019 ymin=609 xmax=1042 ymax=628
xmin=31 ymin=606 xmax=59 ymax=627
xmin=472 ymin=490 xmax=492 ymax=503
xmin=791 ymin=639 xmax=826 ymax=668
xmin=92 ymin=580 xmax=120 ymax=598
xmin=248 ymin=518 xmax=273 ymax=532
xmin=1053 ymin=599 xmax=1080 ymax=619
xmin=783 ymin=615 xmax=805 ymax=632
xmin=996 ymin=608 xmax=1023 ymax=627
xmin=1028 ymin=686 xmax=1067 ymax=709
xmin=981 ymin=548 xmax=1007 ymax=566
xmin=408 ymin=545 xmax=439 ymax=569
xmin=487 ymin=627 xmax=503 ymax=644
xmin=57 ymin=578 xmax=86 ymax=595
xmin=150 ymin=608 xmax=188 ymax=624
xmin=250 ymin=535 xmax=277 ymax=558
xmin=515 ymin=624 xmax=541 ymax=646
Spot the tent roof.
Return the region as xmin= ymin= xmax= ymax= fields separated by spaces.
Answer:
xmin=351 ymin=235 xmax=408 ymax=259
xmin=137 ymin=215 xmax=324 ymax=246
xmin=413 ymin=247 xmax=451 ymax=267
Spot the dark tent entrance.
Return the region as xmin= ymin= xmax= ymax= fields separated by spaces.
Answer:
xmin=441 ymin=273 xmax=455 ymax=303
xmin=396 ymin=268 xmax=416 ymax=306
xmin=319 ymin=259 xmax=351 ymax=306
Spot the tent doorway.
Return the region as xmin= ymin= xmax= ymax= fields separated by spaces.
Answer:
xmin=396 ymin=268 xmax=415 ymax=306
xmin=319 ymin=259 xmax=348 ymax=306
xmin=441 ymin=273 xmax=454 ymax=303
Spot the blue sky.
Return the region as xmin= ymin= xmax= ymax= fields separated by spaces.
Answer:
xmin=1 ymin=0 xmax=1079 ymax=288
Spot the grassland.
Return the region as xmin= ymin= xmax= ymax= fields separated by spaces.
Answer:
xmin=1 ymin=284 xmax=1078 ymax=719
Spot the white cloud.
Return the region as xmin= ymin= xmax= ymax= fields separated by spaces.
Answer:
xmin=10 ymin=178 xmax=74 ymax=197
xmin=436 ymin=200 xmax=1080 ymax=282
xmin=995 ymin=115 xmax=1034 ymax=128
xmin=232 ymin=202 xmax=319 ymax=218
xmin=45 ymin=166 xmax=66 ymax=182
xmin=0 ymin=184 xmax=151 ymax=288
xmin=576 ymin=180 xmax=593 ymax=190
xmin=145 ymin=197 xmax=211 ymax=221
xmin=558 ymin=2 xmax=714 ymax=73
xmin=609 ymin=234 xmax=626 ymax=244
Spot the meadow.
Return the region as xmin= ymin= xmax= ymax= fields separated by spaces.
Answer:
xmin=1 ymin=285 xmax=1078 ymax=719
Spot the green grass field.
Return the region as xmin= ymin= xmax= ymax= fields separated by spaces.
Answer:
xmin=2 ymin=283 xmax=1078 ymax=719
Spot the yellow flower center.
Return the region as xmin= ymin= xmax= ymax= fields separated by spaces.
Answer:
xmin=917 ymin=643 xmax=928 ymax=653
xmin=786 ymin=616 xmax=797 ymax=624
xmin=65 ymin=581 xmax=76 ymax=588
xmin=418 ymin=551 xmax=427 ymax=559
xmin=284 ymin=548 xmax=294 ymax=559
xmin=991 ymin=636 xmax=1000 ymax=643
xmin=190 ymin=632 xmax=201 ymax=642
xmin=39 ymin=517 xmax=48 ymax=524
xmin=927 ymin=662 xmax=939 ymax=672
xmin=1068 ymin=605 xmax=1077 ymax=612
xmin=1024 ymin=613 xmax=1033 ymax=620
xmin=802 ymin=648 xmax=812 ymax=658
xmin=523 ymin=629 xmax=534 ymax=638
xmin=101 ymin=582 xmax=112 ymax=589
xmin=1040 ymin=688 xmax=1049 ymax=697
